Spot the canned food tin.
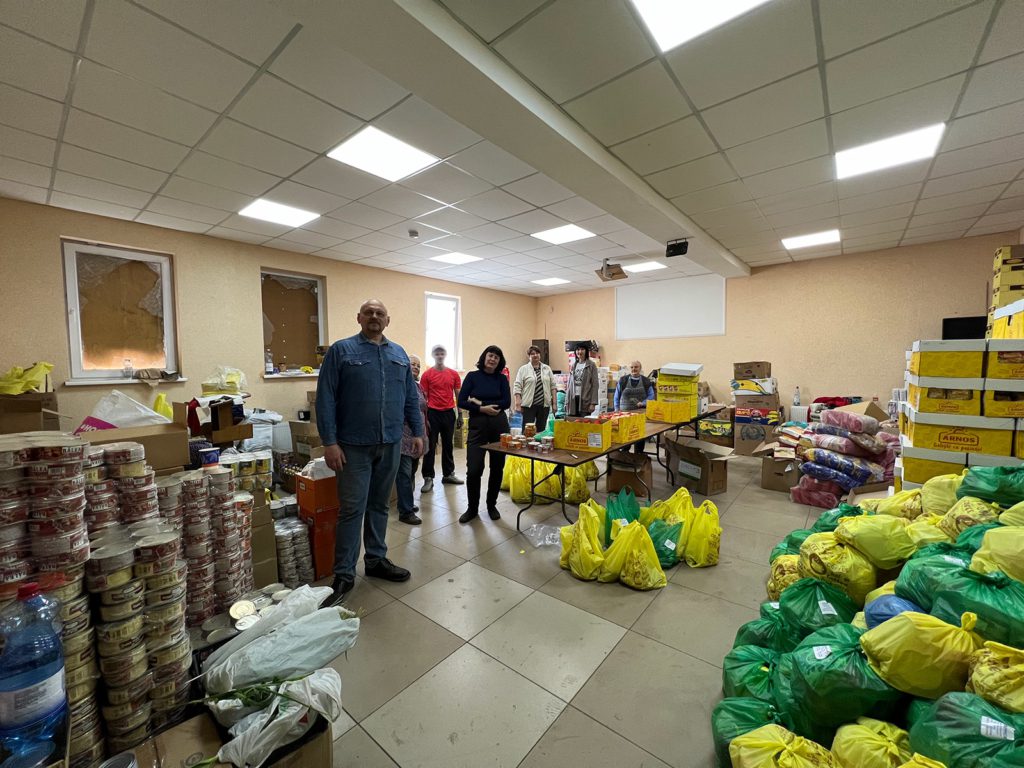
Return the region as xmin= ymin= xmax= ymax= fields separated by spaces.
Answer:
xmin=234 ymin=614 xmax=259 ymax=632
xmin=108 ymin=461 xmax=149 ymax=479
xmin=36 ymin=545 xmax=90 ymax=571
xmin=204 ymin=465 xmax=232 ymax=483
xmin=32 ymin=527 xmax=89 ymax=556
xmin=145 ymin=611 xmax=186 ymax=640
xmin=106 ymin=699 xmax=153 ymax=736
xmin=156 ymin=476 xmax=183 ymax=498
xmin=69 ymin=704 xmax=100 ymax=740
xmin=184 ymin=540 xmax=212 ymax=560
xmin=115 ymin=471 xmax=156 ymax=491
xmin=102 ymin=696 xmax=147 ymax=723
xmin=206 ymin=626 xmax=238 ymax=644
xmin=86 ymin=564 xmax=133 ymax=592
xmin=27 ymin=438 xmax=87 ymax=463
xmin=0 ymin=440 xmax=28 ymax=469
xmin=99 ymin=595 xmax=145 ymax=622
xmin=119 ymin=485 xmax=157 ymax=504
xmin=62 ymin=626 xmax=94 ymax=656
xmin=71 ymin=740 xmax=106 ymax=768
xmin=101 ymin=655 xmax=149 ymax=688
xmin=25 ymin=460 xmax=84 ymax=481
xmin=99 ymin=643 xmax=147 ymax=676
xmin=0 ymin=481 xmax=24 ymax=503
xmin=28 ymin=474 xmax=86 ymax=498
xmin=0 ymin=522 xmax=26 ymax=544
xmin=0 ymin=500 xmax=27 ymax=527
xmin=145 ymin=596 xmax=185 ymax=626
xmin=61 ymin=611 xmax=92 ymax=638
xmin=148 ymin=635 xmax=190 ymax=668
xmin=69 ymin=722 xmax=103 ymax=756
xmin=176 ymin=470 xmax=208 ymax=490
xmin=28 ymin=509 xmax=85 ymax=536
xmin=150 ymin=688 xmax=189 ymax=713
xmin=87 ymin=543 xmax=135 ymax=574
xmin=69 ymin=694 xmax=98 ymax=731
xmin=150 ymin=654 xmax=190 ymax=685
xmin=29 ymin=491 xmax=87 ymax=519
xmin=61 ymin=592 xmax=91 ymax=623
xmin=100 ymin=577 xmax=145 ymax=606
xmin=86 ymin=479 xmax=117 ymax=497
xmin=85 ymin=492 xmax=119 ymax=514
xmin=105 ymin=669 xmax=153 ymax=705
xmin=184 ymin=521 xmax=212 ymax=539
xmin=64 ymin=642 xmax=96 ymax=672
xmin=65 ymin=658 xmax=99 ymax=688
xmin=149 ymin=671 xmax=188 ymax=701
xmin=41 ymin=572 xmax=83 ymax=603
xmin=106 ymin=720 xmax=151 ymax=753
xmin=66 ymin=677 xmax=98 ymax=705
xmin=145 ymin=582 xmax=186 ymax=607
xmin=150 ymin=705 xmax=187 ymax=731
xmin=145 ymin=561 xmax=186 ymax=591
xmin=97 ymin=632 xmax=145 ymax=659
xmin=83 ymin=463 xmax=108 ymax=484
xmin=134 ymin=533 xmax=180 ymax=562
xmin=102 ymin=442 xmax=146 ymax=465
xmin=133 ymin=555 xmax=179 ymax=579
xmin=235 ymin=455 xmax=256 ymax=476
xmin=96 ymin=614 xmax=145 ymax=645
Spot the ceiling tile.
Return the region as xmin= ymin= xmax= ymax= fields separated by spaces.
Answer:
xmin=230 ymin=75 xmax=362 ymax=153
xmin=825 ymin=3 xmax=991 ymax=112
xmin=135 ymin=211 xmax=210 ymax=233
xmin=702 ymin=70 xmax=824 ymax=148
xmin=49 ymin=191 xmax=139 ymax=220
xmin=979 ymin=0 xmax=1024 ymax=63
xmin=499 ymin=234 xmax=549 ymax=252
xmin=711 ymin=228 xmax=776 ymax=248
xmin=0 ymin=27 xmax=72 ymax=100
xmin=218 ymin=213 xmax=291 ymax=237
xmin=0 ymin=124 xmax=54 ymax=165
xmin=944 ymin=100 xmax=1024 ymax=152
xmin=819 ymin=0 xmax=975 ymax=57
xmin=931 ymin=133 xmax=1024 ymax=177
xmin=264 ymin=238 xmax=320 ymax=253
xmin=270 ymin=30 xmax=408 ymax=120
xmin=646 ymin=153 xmax=736 ymax=198
xmin=299 ymin=216 xmax=371 ymax=241
xmin=726 ymin=120 xmax=829 ymax=178
xmin=610 ymin=116 xmax=715 ymax=176
xmin=438 ymin=0 xmax=547 ymax=43
xmin=447 ymin=141 xmax=534 ymax=186
xmin=753 ymin=181 xmax=835 ymax=216
xmin=414 ymin=206 xmax=488 ymax=234
xmin=909 ymin=203 xmax=991 ymax=227
xmin=670 ymin=180 xmax=753 ymax=215
xmin=262 ymin=180 xmax=348 ymax=214
xmin=461 ymin=222 xmax=525 ymax=243
xmin=922 ymin=161 xmax=1024 ymax=198
xmin=746 ymin=255 xmax=793 ymax=266
xmin=162 ymin=176 xmax=251 ymax=212
xmin=691 ymin=200 xmax=765 ymax=229
xmin=291 ymin=157 xmax=387 ymax=200
xmin=493 ymin=0 xmax=654 ymax=104
xmin=972 ymin=210 xmax=1024 ymax=229
xmin=843 ymin=233 xmax=905 ymax=249
xmin=842 ymin=219 xmax=911 ymax=238
xmin=563 ymin=235 xmax=620 ymax=254
xmin=575 ymin=213 xmax=628 ymax=235
xmin=903 ymin=218 xmax=976 ymax=238
xmin=52 ymin=171 xmax=152 ymax=208
xmin=788 ymin=244 xmax=842 ymax=261
xmin=667 ymin=0 xmax=817 ymax=108
xmin=461 ymin=243 xmax=513 ymax=259
xmin=836 ymin=161 xmax=931 ymax=199
xmin=419 ymin=234 xmax=484 ymax=253
xmin=830 ymin=75 xmax=965 ymax=150
xmin=844 ymin=240 xmax=901 ymax=254
xmin=86 ymin=0 xmax=255 ymax=111
xmin=765 ymin=200 xmax=840 ymax=229
xmin=839 ymin=201 xmax=916 ymax=227
xmin=396 ymin=242 xmax=448 ymax=258
xmin=457 ymin=188 xmax=534 ymax=220
xmin=63 ymin=109 xmax=188 ymax=173
xmin=498 ymin=208 xmax=566 ymax=234
xmin=900 ymin=232 xmax=965 ymax=246
xmin=323 ymin=241 xmax=384 ymax=259
xmin=543 ymin=196 xmax=605 ymax=222
xmin=526 ymin=245 xmax=574 ymax=261
xmin=176 ymin=151 xmax=278 ymax=196
xmin=57 ymin=144 xmax=167 ymax=192
xmin=913 ymin=184 xmax=1005 ymax=214
xmin=373 ymin=96 xmax=482 ymax=158
xmin=359 ymin=185 xmax=446 ymax=218
xmin=1 ymin=0 xmax=86 ymax=49
xmin=501 ymin=173 xmax=574 ymax=207
xmin=741 ymin=156 xmax=834 ymax=198
xmin=206 ymin=226 xmax=270 ymax=245
xmin=838 ymin=182 xmax=922 ymax=214
xmin=72 ymin=61 xmax=216 ymax=145
xmin=327 ymin=201 xmax=403 ymax=229
xmin=957 ymin=52 xmax=1024 ymax=116
xmin=966 ymin=222 xmax=1023 ymax=237
xmin=145 ymin=195 xmax=230 ymax=225
xmin=0 ymin=83 xmax=63 ymax=137
xmin=134 ymin=0 xmax=296 ymax=63
xmin=563 ymin=60 xmax=690 ymax=146
xmin=987 ymin=195 xmax=1024 ymax=215
xmin=199 ymin=119 xmax=315 ymax=177
xmin=603 ymin=228 xmax=662 ymax=252
xmin=1004 ymin=180 xmax=1024 ymax=198
xmin=0 ymin=178 xmax=46 ymax=203
xmin=400 ymin=162 xmax=492 ymax=204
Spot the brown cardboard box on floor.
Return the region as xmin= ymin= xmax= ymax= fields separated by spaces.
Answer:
xmin=251 ymin=522 xmax=276 ymax=563
xmin=665 ymin=437 xmax=734 ymax=496
xmin=252 ymin=555 xmax=279 ymax=589
xmin=0 ymin=392 xmax=60 ymax=434
xmin=606 ymin=452 xmax=654 ymax=498
xmin=760 ymin=455 xmax=801 ymax=492
xmin=87 ymin=423 xmax=190 ymax=470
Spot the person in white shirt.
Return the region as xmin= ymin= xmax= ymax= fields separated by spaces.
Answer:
xmin=513 ymin=345 xmax=556 ymax=432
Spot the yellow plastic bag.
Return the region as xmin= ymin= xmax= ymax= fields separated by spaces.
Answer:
xmin=597 ymin=521 xmax=666 ymax=589
xmin=852 ymin=611 xmax=868 ymax=630
xmin=832 ymin=717 xmax=911 ymax=768
xmin=861 ymin=489 xmax=923 ymax=520
xmin=937 ymin=496 xmax=1001 ymax=539
xmin=967 ymin=640 xmax=1024 ymax=713
xmin=898 ymin=756 xmax=946 ymax=768
xmin=683 ymin=500 xmax=720 ymax=568
xmin=152 ymin=393 xmax=173 ymax=420
xmin=509 ymin=459 xmax=563 ymax=505
xmin=729 ymin=724 xmax=836 ymax=767
xmin=799 ymin=532 xmax=878 ymax=605
xmin=906 ymin=514 xmax=952 ymax=548
xmin=0 ymin=362 xmax=53 ymax=395
xmin=971 ymin=527 xmax=1024 ymax=583
xmin=1001 ymin=500 xmax=1024 ymax=526
xmin=578 ymin=499 xmax=607 ymax=547
xmin=558 ymin=525 xmax=572 ymax=570
xmin=865 ymin=581 xmax=897 ymax=605
xmin=767 ymin=555 xmax=801 ymax=601
xmin=860 ymin=611 xmax=982 ymax=698
xmin=581 ymin=461 xmax=599 ymax=480
xmin=638 ymin=499 xmax=667 ymax=528
xmin=834 ymin=515 xmax=915 ymax=569
xmin=565 ymin=503 xmax=605 ymax=581
xmin=562 ymin=466 xmax=591 ymax=504
xmin=921 ymin=471 xmax=967 ymax=517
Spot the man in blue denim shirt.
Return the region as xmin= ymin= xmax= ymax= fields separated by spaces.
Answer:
xmin=316 ymin=299 xmax=424 ymax=606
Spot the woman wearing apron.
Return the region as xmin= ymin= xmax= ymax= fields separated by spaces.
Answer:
xmin=614 ymin=360 xmax=655 ymax=454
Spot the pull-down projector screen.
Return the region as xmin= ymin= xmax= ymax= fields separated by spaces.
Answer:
xmin=615 ymin=274 xmax=726 ymax=339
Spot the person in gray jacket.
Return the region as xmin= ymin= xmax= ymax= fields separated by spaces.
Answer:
xmin=566 ymin=343 xmax=599 ymax=417
xmin=513 ymin=345 xmax=556 ymax=432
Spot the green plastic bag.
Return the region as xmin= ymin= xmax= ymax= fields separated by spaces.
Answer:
xmin=909 ymin=540 xmax=975 ymax=562
xmin=604 ymin=487 xmax=640 ymax=544
xmin=723 ymin=645 xmax=779 ymax=702
xmin=779 ymin=578 xmax=858 ymax=639
xmin=957 ymin=522 xmax=1003 ymax=552
xmin=903 ymin=699 xmax=936 ymax=731
xmin=957 ymin=466 xmax=1024 ymax=507
xmin=647 ymin=519 xmax=682 ymax=568
xmin=931 ymin=570 xmax=1024 ymax=647
xmin=734 ymin=605 xmax=802 ymax=653
xmin=909 ymin=692 xmax=1024 ymax=768
xmin=711 ymin=697 xmax=783 ymax=768
xmin=895 ymin=550 xmax=972 ymax=611
xmin=810 ymin=503 xmax=867 ymax=533
xmin=770 ymin=529 xmax=815 ymax=563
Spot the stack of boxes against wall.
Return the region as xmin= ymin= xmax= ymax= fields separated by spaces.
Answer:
xmin=730 ymin=361 xmax=781 ymax=457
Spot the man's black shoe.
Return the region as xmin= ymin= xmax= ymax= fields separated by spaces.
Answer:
xmin=365 ymin=558 xmax=411 ymax=582
xmin=399 ymin=513 xmax=422 ymax=525
xmin=327 ymin=576 xmax=355 ymax=606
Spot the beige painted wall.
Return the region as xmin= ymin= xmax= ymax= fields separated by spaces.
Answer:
xmin=535 ymin=232 xmax=1019 ymax=405
xmin=0 ymin=198 xmax=536 ymax=429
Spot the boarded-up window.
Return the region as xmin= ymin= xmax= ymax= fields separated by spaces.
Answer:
xmin=261 ymin=272 xmax=324 ymax=371
xmin=62 ymin=240 xmax=178 ymax=380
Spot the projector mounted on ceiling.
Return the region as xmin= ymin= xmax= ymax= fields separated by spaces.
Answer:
xmin=666 ymin=238 xmax=689 ymax=257
xmin=595 ymin=258 xmax=628 ymax=282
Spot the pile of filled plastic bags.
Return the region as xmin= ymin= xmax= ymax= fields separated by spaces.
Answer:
xmin=558 ymin=487 xmax=720 ymax=590
xmin=712 ymin=463 xmax=1024 ymax=767
xmin=501 ymin=455 xmax=598 ymax=504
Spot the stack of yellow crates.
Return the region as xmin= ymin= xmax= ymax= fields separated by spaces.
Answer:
xmin=987 ymin=246 xmax=1024 ymax=338
xmin=647 ymin=362 xmax=701 ymax=423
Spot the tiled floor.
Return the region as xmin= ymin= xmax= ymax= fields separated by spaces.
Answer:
xmin=328 ymin=453 xmax=820 ymax=768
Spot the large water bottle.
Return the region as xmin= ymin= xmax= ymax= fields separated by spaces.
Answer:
xmin=0 ymin=583 xmax=67 ymax=768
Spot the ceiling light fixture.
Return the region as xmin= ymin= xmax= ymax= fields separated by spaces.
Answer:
xmin=629 ymin=0 xmax=772 ymax=52
xmin=429 ymin=252 xmax=482 ymax=265
xmin=531 ymin=224 xmax=595 ymax=245
xmin=622 ymin=261 xmax=667 ymax=273
xmin=327 ymin=126 xmax=439 ymax=182
xmin=835 ymin=123 xmax=946 ymax=180
xmin=781 ymin=229 xmax=841 ymax=250
xmin=239 ymin=199 xmax=319 ymax=227
xmin=532 ymin=277 xmax=571 ymax=286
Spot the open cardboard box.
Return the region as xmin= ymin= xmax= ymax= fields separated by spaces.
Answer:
xmin=86 ymin=423 xmax=190 ymax=470
xmin=752 ymin=441 xmax=800 ymax=493
xmin=835 ymin=400 xmax=890 ymax=423
xmin=0 ymin=391 xmax=61 ymax=434
xmin=664 ymin=436 xmax=735 ymax=496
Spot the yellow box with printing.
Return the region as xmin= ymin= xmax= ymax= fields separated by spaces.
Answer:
xmin=983 ymin=378 xmax=1024 ymax=418
xmin=905 ymin=374 xmax=983 ymax=416
xmin=904 ymin=406 xmax=1014 ymax=456
xmin=908 ymin=340 xmax=986 ymax=378
xmin=610 ymin=413 xmax=646 ymax=443
xmin=968 ymin=452 xmax=1024 ymax=469
xmin=656 ymin=373 xmax=699 ymax=387
xmin=994 ymin=245 xmax=1024 ymax=269
xmin=553 ymin=419 xmax=613 ymax=453
xmin=646 ymin=398 xmax=697 ymax=423
xmin=656 ymin=380 xmax=698 ymax=396
xmin=993 ymin=286 xmax=1024 ymax=309
xmin=992 ymin=301 xmax=1024 ymax=341
xmin=900 ymin=437 xmax=967 ymax=484
xmin=987 ymin=340 xmax=1024 ymax=379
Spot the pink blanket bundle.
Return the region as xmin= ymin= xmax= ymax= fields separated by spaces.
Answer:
xmin=790 ymin=485 xmax=839 ymax=509
xmin=809 ymin=433 xmax=875 ymax=458
xmin=797 ymin=475 xmax=844 ymax=497
xmin=820 ymin=408 xmax=880 ymax=435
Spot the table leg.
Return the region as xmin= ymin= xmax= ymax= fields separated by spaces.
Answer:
xmin=517 ymin=458 xmax=539 ymax=532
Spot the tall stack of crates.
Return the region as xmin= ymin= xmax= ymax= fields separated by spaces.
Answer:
xmin=988 ymin=246 xmax=1024 ymax=339
xmin=730 ymin=361 xmax=779 ymax=456
xmin=647 ymin=362 xmax=702 ymax=423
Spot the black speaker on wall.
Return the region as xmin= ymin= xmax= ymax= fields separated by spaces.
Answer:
xmin=531 ymin=339 xmax=550 ymax=365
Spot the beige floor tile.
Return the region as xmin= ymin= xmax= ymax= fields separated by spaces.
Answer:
xmin=718 ymin=523 xmax=778 ymax=565
xmin=632 ymin=584 xmax=757 ymax=667
xmin=362 ymin=644 xmax=565 ymax=768
xmin=669 ymin=558 xmax=768 ymax=610
xmin=333 ymin=726 xmax=398 ymax=768
xmin=419 ymin=517 xmax=518 ymax=559
xmin=471 ymin=535 xmax=566 ymax=589
xmin=572 ymin=631 xmax=721 ymax=768
xmin=328 ymin=600 xmax=463 ymax=721
xmin=398 ymin=503 xmax=463 ymax=538
xmin=343 ymin=576 xmax=395 ymax=617
xmin=539 ymin=570 xmax=659 ymax=628
xmin=518 ymin=706 xmax=671 ymax=768
xmin=472 ymin=591 xmax=625 ymax=700
xmin=360 ymin=538 xmax=465 ymax=598
xmin=400 ymin=561 xmax=532 ymax=640
xmin=721 ymin=500 xmax=809 ymax=538
xmin=332 ymin=707 xmax=357 ymax=739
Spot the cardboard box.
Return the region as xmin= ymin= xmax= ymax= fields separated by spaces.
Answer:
xmin=660 ymin=362 xmax=703 ymax=378
xmin=908 ymin=340 xmax=986 ymax=378
xmin=298 ymin=507 xmax=337 ymax=580
xmin=967 ymin=452 xmax=1024 ymax=468
xmin=904 ymin=406 xmax=1014 ymax=456
xmin=554 ymin=419 xmax=613 ymax=452
xmin=86 ymin=423 xmax=190 ymax=470
xmin=734 ymin=421 xmax=776 ymax=456
xmin=905 ymin=374 xmax=983 ymax=416
xmin=252 ymin=500 xmax=272 ymax=528
xmin=835 ymin=400 xmax=890 ymax=423
xmin=0 ymin=392 xmax=60 ymax=434
xmin=984 ymin=378 xmax=1024 ymax=417
xmin=665 ymin=437 xmax=733 ymax=496
xmin=251 ymin=522 xmax=276 ymax=562
xmin=697 ymin=418 xmax=734 ymax=449
xmin=986 ymin=340 xmax=1024 ymax=379
xmin=656 ymin=380 xmax=699 ymax=396
xmin=734 ymin=393 xmax=781 ymax=412
xmin=994 ymin=245 xmax=1024 ymax=267
xmin=900 ymin=438 xmax=967 ymax=484
xmin=731 ymin=378 xmax=778 ymax=396
xmin=173 ymin=400 xmax=253 ymax=445
xmin=296 ymin=474 xmax=339 ymax=514
xmin=252 ymin=555 xmax=279 ymax=589
xmin=606 ymin=453 xmax=653 ymax=498
xmin=646 ymin=399 xmax=698 ymax=423
xmin=760 ymin=454 xmax=800 ymax=493
xmin=610 ymin=413 xmax=646 ymax=443
xmin=733 ymin=361 xmax=771 ymax=379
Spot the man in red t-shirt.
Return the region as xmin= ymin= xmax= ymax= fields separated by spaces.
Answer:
xmin=418 ymin=345 xmax=464 ymax=492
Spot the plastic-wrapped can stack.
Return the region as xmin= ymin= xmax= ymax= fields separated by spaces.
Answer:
xmin=156 ymin=475 xmax=183 ymax=529
xmin=207 ymin=466 xmax=243 ymax=611
xmin=83 ymin=445 xmax=119 ymax=536
xmin=176 ymin=470 xmax=215 ymax=627
xmin=273 ymin=519 xmax=313 ymax=588
xmin=222 ymin=449 xmax=273 ymax=494
xmin=234 ymin=490 xmax=254 ymax=594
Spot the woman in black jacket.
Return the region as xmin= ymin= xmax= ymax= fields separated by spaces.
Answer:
xmin=457 ymin=345 xmax=511 ymax=523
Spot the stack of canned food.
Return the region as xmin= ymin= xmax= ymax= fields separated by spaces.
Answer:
xmin=174 ymin=470 xmax=215 ymax=628
xmin=220 ymin=449 xmax=273 ymax=493
xmin=273 ymin=518 xmax=313 ymax=588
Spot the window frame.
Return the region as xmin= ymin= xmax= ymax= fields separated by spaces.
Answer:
xmin=62 ymin=238 xmax=179 ymax=383
xmin=260 ymin=269 xmax=327 ymax=373
xmin=424 ymin=291 xmax=462 ymax=370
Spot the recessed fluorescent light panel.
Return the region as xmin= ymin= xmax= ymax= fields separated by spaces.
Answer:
xmin=531 ymin=224 xmax=595 ymax=245
xmin=239 ymin=199 xmax=319 ymax=227
xmin=532 ymin=277 xmax=570 ymax=286
xmin=623 ymin=261 xmax=667 ymax=273
xmin=327 ymin=126 xmax=439 ymax=182
xmin=835 ymin=123 xmax=945 ymax=180
xmin=429 ymin=252 xmax=481 ymax=265
xmin=630 ymin=0 xmax=773 ymax=52
xmin=781 ymin=229 xmax=841 ymax=250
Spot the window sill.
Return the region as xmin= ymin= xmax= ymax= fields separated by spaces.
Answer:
xmin=64 ymin=378 xmax=188 ymax=387
xmin=262 ymin=373 xmax=319 ymax=380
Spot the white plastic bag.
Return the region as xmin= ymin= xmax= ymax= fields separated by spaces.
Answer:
xmin=300 ymin=458 xmax=335 ymax=480
xmin=75 ymin=389 xmax=171 ymax=433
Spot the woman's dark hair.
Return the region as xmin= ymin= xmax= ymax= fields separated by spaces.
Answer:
xmin=574 ymin=344 xmax=590 ymax=360
xmin=476 ymin=345 xmax=506 ymax=372
xmin=527 ymin=345 xmax=542 ymax=356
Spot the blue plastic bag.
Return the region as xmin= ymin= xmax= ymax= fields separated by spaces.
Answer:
xmin=864 ymin=594 xmax=923 ymax=629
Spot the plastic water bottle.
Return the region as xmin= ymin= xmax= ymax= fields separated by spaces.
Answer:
xmin=0 ymin=584 xmax=67 ymax=768
xmin=509 ymin=411 xmax=523 ymax=431
xmin=793 ymin=386 xmax=801 ymax=407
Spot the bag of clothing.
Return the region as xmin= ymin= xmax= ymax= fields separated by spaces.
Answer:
xmin=957 ymin=466 xmax=1024 ymax=507
xmin=712 ymin=698 xmax=784 ymax=768
xmin=864 ymin=595 xmax=924 ymax=629
xmin=860 ymin=489 xmax=924 ymax=520
xmin=909 ymin=692 xmax=1024 ymax=768
xmin=802 ymin=448 xmax=885 ymax=484
xmin=921 ymin=471 xmax=968 ymax=517
xmin=821 ymin=408 xmax=880 ymax=434
xmin=806 ymin=422 xmax=850 ymax=437
xmin=809 ymin=432 xmax=875 ymax=457
xmin=895 ymin=548 xmax=972 ymax=610
xmin=832 ymin=717 xmax=912 ymax=768
xmin=684 ymin=500 xmax=721 ymax=568
xmin=729 ymin=724 xmax=836 ymax=767
xmin=972 ymin=526 xmax=1024 ymax=583
xmin=767 ymin=555 xmax=802 ymax=601
xmin=647 ymin=519 xmax=682 ymax=568
xmin=810 ymin=503 xmax=867 ymax=534
xmin=931 ymin=570 xmax=1024 ymax=647
xmin=801 ymin=461 xmax=862 ymax=491
xmin=938 ymin=496 xmax=1002 ymax=540
xmin=790 ymin=484 xmax=841 ymax=510
xmin=723 ymin=644 xmax=779 ymax=702
xmin=849 ymin=431 xmax=888 ymax=454
xmin=779 ymin=578 xmax=858 ymax=639
xmin=834 ymin=515 xmax=915 ymax=569
xmin=770 ymin=529 xmax=815 ymax=563
xmin=798 ymin=474 xmax=846 ymax=497
xmin=597 ymin=520 xmax=666 ymax=590
xmin=799 ymin=532 xmax=878 ymax=605
xmin=968 ymin=641 xmax=1024 ymax=713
